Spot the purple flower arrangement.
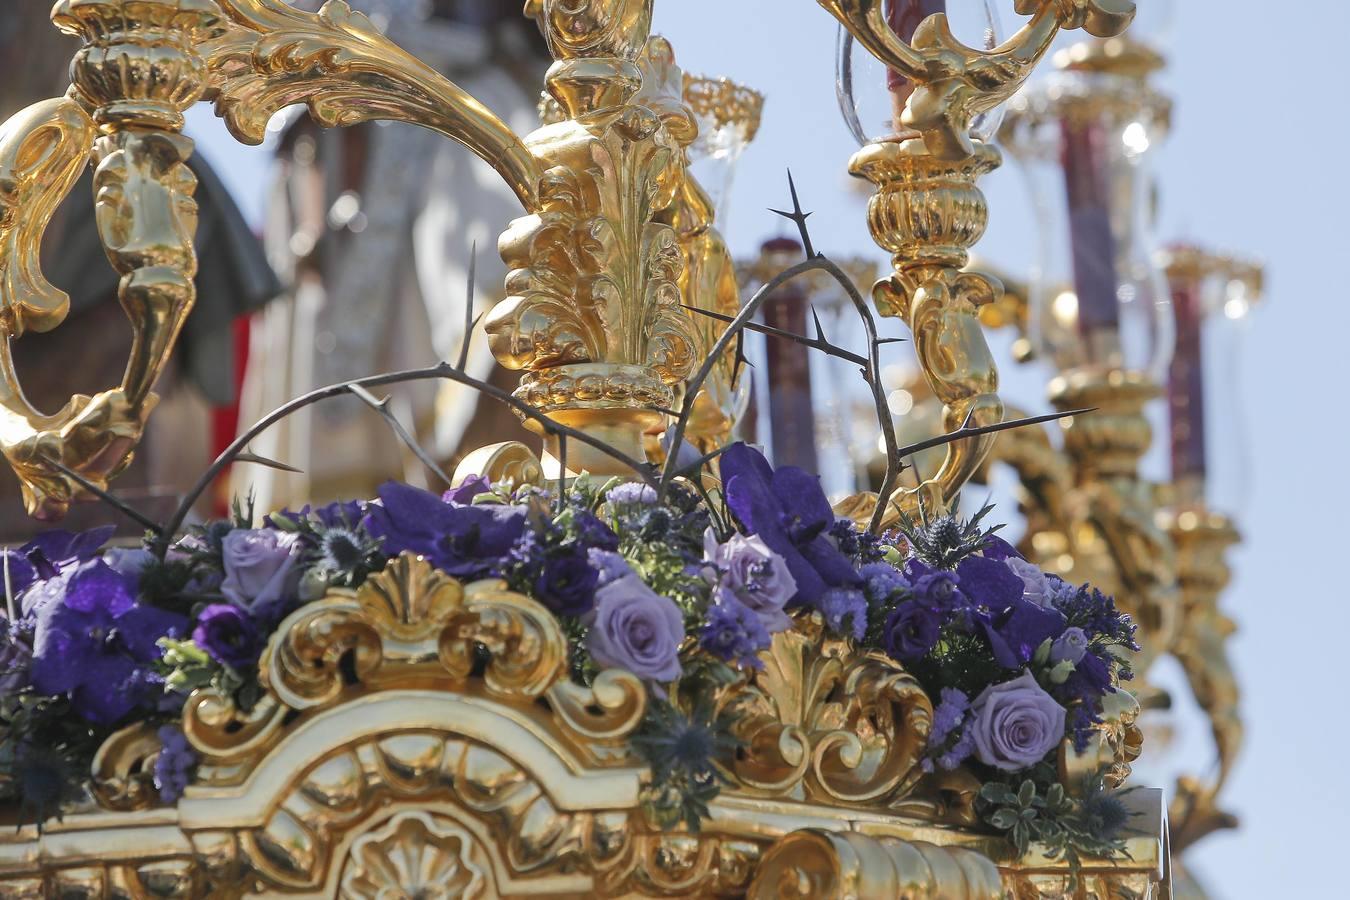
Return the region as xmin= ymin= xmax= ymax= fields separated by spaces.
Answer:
xmin=0 ymin=443 xmax=1137 ymax=856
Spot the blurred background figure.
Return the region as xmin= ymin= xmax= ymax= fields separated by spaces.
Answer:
xmin=0 ymin=5 xmax=280 ymax=541
xmin=231 ymin=0 xmax=550 ymax=512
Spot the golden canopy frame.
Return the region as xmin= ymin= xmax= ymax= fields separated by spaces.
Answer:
xmin=0 ymin=1 xmax=1170 ymax=896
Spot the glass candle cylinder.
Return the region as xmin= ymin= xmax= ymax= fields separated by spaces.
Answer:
xmin=682 ymin=73 xmax=764 ymax=229
xmin=1002 ymin=50 xmax=1175 ymax=382
xmin=836 ymin=0 xmax=1004 ymax=147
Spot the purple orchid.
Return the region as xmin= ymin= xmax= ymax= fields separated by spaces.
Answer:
xmin=9 ymin=526 xmax=116 ymax=617
xmin=443 ymin=475 xmax=492 ymax=506
xmin=365 ymin=481 xmax=525 ymax=579
xmin=719 ymin=443 xmax=859 ymax=607
xmin=30 ymin=560 xmax=185 ymax=725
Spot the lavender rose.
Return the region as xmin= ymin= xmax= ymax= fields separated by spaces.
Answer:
xmin=585 ymin=575 xmax=684 ymax=682
xmin=704 ymin=531 xmax=796 ymax=632
xmin=193 ymin=604 xmax=261 ymax=670
xmin=969 ymin=671 xmax=1066 ymax=771
xmin=1006 ymin=557 xmax=1050 ymax=607
xmin=220 ymin=529 xmax=301 ymax=616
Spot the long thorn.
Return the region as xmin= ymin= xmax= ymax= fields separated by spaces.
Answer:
xmin=234 ymin=450 xmax=304 ymax=474
xmin=38 ymin=455 xmax=164 ymax=535
xmin=767 ymin=169 xmax=817 ymax=258
xmin=684 ymin=304 xmax=869 ymax=368
xmin=348 ymin=384 xmax=453 ymax=487
xmin=895 ymin=408 xmax=1095 ymax=459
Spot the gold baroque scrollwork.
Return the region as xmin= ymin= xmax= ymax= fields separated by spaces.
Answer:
xmin=184 ymin=553 xmax=646 ymax=781
xmin=205 ymin=0 xmax=541 ymax=207
xmin=238 ymin=731 xmax=633 ymax=893
xmin=720 ymin=615 xmax=933 ymax=805
xmin=339 ymin=811 xmax=492 ymax=899
xmin=748 ymin=829 xmax=1002 ymax=900
xmin=0 ymin=98 xmax=93 ymax=336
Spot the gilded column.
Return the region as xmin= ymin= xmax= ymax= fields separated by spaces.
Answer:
xmin=488 ymin=0 xmax=698 ymax=475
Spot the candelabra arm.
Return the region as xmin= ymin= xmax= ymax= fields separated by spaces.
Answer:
xmin=206 ymin=0 xmax=541 ymax=208
xmin=0 ymin=1 xmax=224 ymax=519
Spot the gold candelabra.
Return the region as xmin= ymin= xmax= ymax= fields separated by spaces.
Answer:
xmin=0 ymin=2 xmax=1173 ymax=897
xmin=982 ymin=32 xmax=1262 ymax=888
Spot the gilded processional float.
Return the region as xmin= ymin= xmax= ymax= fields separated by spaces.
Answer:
xmin=0 ymin=1 xmax=1244 ymax=896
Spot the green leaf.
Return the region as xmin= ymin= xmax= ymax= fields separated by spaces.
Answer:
xmin=1017 ymin=779 xmax=1036 ymax=808
xmin=988 ymin=809 xmax=1019 ymax=830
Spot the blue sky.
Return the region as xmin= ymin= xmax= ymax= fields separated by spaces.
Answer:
xmin=188 ymin=2 xmax=1346 ymax=894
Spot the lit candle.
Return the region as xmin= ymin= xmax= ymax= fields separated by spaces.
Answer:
xmin=1060 ymin=119 xmax=1121 ymax=350
xmin=885 ymin=0 xmax=946 ymax=135
xmin=1166 ymin=264 xmax=1207 ymax=494
xmin=760 ymin=237 xmax=819 ymax=472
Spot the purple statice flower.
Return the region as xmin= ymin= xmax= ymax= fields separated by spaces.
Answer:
xmin=929 ymin=687 xmax=970 ymax=748
xmin=883 ymin=601 xmax=941 ymax=661
xmin=265 ymin=499 xmax=367 ymax=529
xmin=699 ymin=590 xmax=770 ymax=670
xmin=585 ymin=575 xmax=684 ymax=682
xmin=366 ymin=481 xmax=525 ymax=580
xmin=532 ymin=549 xmax=598 ymax=617
xmin=1053 ymin=584 xmax=1138 ymax=649
xmin=153 ymin=725 xmax=196 ymax=804
xmin=860 ymin=562 xmax=909 ymax=606
xmin=1050 ymin=626 xmax=1089 ymax=665
xmin=443 ymin=474 xmax=492 ymax=505
xmin=938 ymin=726 xmax=977 ymax=771
xmin=719 ymin=443 xmax=860 ymax=606
xmin=819 ymin=587 xmax=867 ymax=641
xmin=588 ymin=548 xmax=634 ymax=586
xmin=703 ymin=530 xmax=795 ymax=633
xmin=193 ymin=604 xmax=261 ymax=670
xmin=607 ymin=482 xmax=658 ymax=506
xmin=923 ymin=687 xmax=974 ymax=773
xmin=30 ymin=560 xmax=186 ymax=725
xmin=220 ymin=529 xmax=302 ymax=619
xmin=968 ymin=671 xmax=1067 ymax=771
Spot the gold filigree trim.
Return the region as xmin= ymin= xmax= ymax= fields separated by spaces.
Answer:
xmin=682 ymin=74 xmax=764 ymax=141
